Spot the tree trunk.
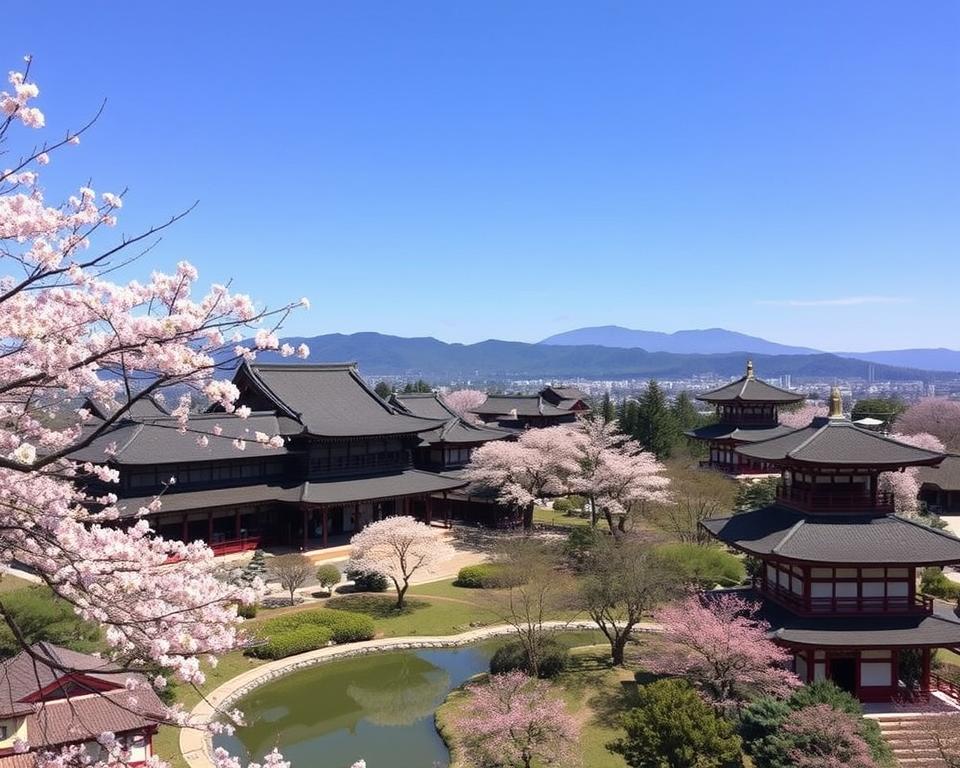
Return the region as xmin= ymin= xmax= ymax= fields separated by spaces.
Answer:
xmin=394 ymin=579 xmax=407 ymax=610
xmin=611 ymin=634 xmax=628 ymax=666
xmin=289 ymin=588 xmax=296 ymax=606
xmin=589 ymin=497 xmax=597 ymax=528
xmin=604 ymin=509 xmax=621 ymax=538
xmin=522 ymin=502 xmax=534 ymax=530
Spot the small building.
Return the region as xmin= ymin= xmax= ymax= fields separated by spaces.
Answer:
xmin=0 ymin=643 xmax=164 ymax=767
xmin=389 ymin=392 xmax=511 ymax=471
xmin=701 ymin=388 xmax=960 ymax=703
xmin=687 ymin=360 xmax=804 ymax=475
xmin=538 ymin=386 xmax=591 ymax=415
xmin=918 ymin=455 xmax=960 ymax=514
xmin=470 ymin=394 xmax=577 ymax=429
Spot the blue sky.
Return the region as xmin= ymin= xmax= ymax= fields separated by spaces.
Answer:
xmin=9 ymin=2 xmax=959 ymax=351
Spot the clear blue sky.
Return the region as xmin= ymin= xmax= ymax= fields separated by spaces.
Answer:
xmin=10 ymin=2 xmax=959 ymax=351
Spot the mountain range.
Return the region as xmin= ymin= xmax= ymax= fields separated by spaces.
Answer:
xmin=257 ymin=332 xmax=951 ymax=382
xmin=540 ymin=326 xmax=960 ymax=372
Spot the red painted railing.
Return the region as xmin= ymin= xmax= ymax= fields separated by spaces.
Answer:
xmin=757 ymin=579 xmax=933 ymax=616
xmin=211 ymin=536 xmax=260 ymax=557
xmin=776 ymin=485 xmax=894 ymax=512
xmin=932 ymin=673 xmax=960 ymax=700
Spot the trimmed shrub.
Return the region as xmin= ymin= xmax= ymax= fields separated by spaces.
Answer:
xmin=454 ymin=563 xmax=512 ymax=589
xmin=247 ymin=625 xmax=333 ymax=660
xmin=315 ymin=564 xmax=342 ymax=594
xmin=490 ymin=639 xmax=569 ymax=679
xmin=655 ymin=542 xmax=746 ymax=587
xmin=347 ymin=569 xmax=389 ymax=593
xmin=921 ymin=567 xmax=960 ymax=600
xmin=258 ymin=608 xmax=376 ymax=644
xmin=236 ymin=602 xmax=258 ymax=619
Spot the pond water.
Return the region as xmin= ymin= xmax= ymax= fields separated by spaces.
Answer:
xmin=214 ymin=643 xmax=496 ymax=768
xmin=214 ymin=632 xmax=603 ymax=768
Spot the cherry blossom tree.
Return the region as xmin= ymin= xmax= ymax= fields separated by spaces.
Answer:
xmin=0 ymin=58 xmax=316 ymax=768
xmin=897 ymin=397 xmax=960 ymax=450
xmin=442 ymin=388 xmax=486 ymax=420
xmin=647 ymin=592 xmax=800 ymax=709
xmin=346 ymin=516 xmax=454 ymax=609
xmin=569 ymin=418 xmax=670 ymax=536
xmin=879 ymin=432 xmax=945 ymax=516
xmin=779 ymin=403 xmax=829 ymax=429
xmin=464 ymin=426 xmax=581 ymax=528
xmin=780 ymin=704 xmax=878 ymax=768
xmin=451 ymin=670 xmax=579 ymax=768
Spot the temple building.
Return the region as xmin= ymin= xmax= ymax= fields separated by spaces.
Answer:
xmin=538 ymin=385 xmax=591 ymax=415
xmin=0 ymin=643 xmax=163 ymax=767
xmin=470 ymin=394 xmax=579 ymax=429
xmin=918 ymin=455 xmax=960 ymax=514
xmin=701 ymin=388 xmax=960 ymax=702
xmin=73 ymin=362 xmax=505 ymax=554
xmin=687 ymin=361 xmax=804 ymax=475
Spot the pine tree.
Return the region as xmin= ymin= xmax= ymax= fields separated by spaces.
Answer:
xmin=671 ymin=391 xmax=700 ymax=431
xmin=374 ymin=381 xmax=393 ymax=399
xmin=635 ymin=380 xmax=682 ymax=460
xmin=600 ymin=392 xmax=616 ymax=423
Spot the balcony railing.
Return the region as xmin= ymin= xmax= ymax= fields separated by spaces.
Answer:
xmin=776 ymin=485 xmax=894 ymax=513
xmin=757 ymin=579 xmax=933 ymax=616
xmin=211 ymin=535 xmax=261 ymax=557
xmin=932 ymin=673 xmax=960 ymax=701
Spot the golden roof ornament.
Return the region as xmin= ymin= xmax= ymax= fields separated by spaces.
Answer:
xmin=828 ymin=386 xmax=844 ymax=419
xmin=746 ymin=360 xmax=755 ymax=379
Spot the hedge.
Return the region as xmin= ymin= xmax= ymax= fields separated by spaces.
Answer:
xmin=921 ymin=567 xmax=960 ymax=601
xmin=258 ymin=608 xmax=376 ymax=644
xmin=490 ymin=639 xmax=569 ymax=679
xmin=347 ymin=569 xmax=389 ymax=593
xmin=247 ymin=625 xmax=334 ymax=660
xmin=455 ymin=564 xmax=503 ymax=588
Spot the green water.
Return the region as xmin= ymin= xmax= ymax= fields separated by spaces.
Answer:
xmin=214 ymin=632 xmax=604 ymax=768
xmin=214 ymin=644 xmax=494 ymax=768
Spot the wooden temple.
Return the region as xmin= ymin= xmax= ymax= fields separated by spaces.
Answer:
xmin=702 ymin=387 xmax=960 ymax=702
xmin=687 ymin=360 xmax=804 ymax=475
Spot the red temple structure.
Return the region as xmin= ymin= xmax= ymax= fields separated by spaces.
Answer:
xmin=687 ymin=360 xmax=804 ymax=475
xmin=702 ymin=387 xmax=960 ymax=702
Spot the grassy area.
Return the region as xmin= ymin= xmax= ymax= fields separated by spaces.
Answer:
xmin=939 ymin=648 xmax=960 ymax=667
xmin=327 ymin=593 xmax=497 ymax=636
xmin=533 ymin=505 xmax=590 ymax=527
xmin=0 ymin=572 xmax=37 ymax=593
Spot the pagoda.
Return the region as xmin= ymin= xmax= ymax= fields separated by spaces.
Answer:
xmin=701 ymin=388 xmax=960 ymax=702
xmin=688 ymin=360 xmax=804 ymax=475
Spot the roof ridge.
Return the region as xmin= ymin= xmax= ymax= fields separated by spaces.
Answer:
xmin=236 ymin=361 xmax=304 ymax=423
xmin=894 ymin=514 xmax=960 ymax=544
xmin=787 ymin=423 xmax=828 ymax=458
xmin=771 ymin=515 xmax=807 ymax=555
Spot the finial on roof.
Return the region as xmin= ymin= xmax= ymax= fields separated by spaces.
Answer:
xmin=828 ymin=386 xmax=844 ymax=419
xmin=746 ymin=360 xmax=755 ymax=379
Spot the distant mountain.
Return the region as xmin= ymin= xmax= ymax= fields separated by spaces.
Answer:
xmin=255 ymin=332 xmax=943 ymax=382
xmin=539 ymin=326 xmax=820 ymax=356
xmin=839 ymin=349 xmax=960 ymax=373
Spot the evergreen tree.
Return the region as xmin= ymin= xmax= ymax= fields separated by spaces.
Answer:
xmin=670 ymin=391 xmax=700 ymax=431
xmin=851 ymin=397 xmax=905 ymax=430
xmin=374 ymin=381 xmax=393 ymax=399
xmin=618 ymin=398 xmax=640 ymax=435
xmin=599 ymin=392 xmax=616 ymax=423
xmin=635 ymin=380 xmax=682 ymax=459
xmin=402 ymin=378 xmax=432 ymax=394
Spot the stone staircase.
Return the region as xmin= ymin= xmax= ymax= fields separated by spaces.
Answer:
xmin=874 ymin=714 xmax=954 ymax=767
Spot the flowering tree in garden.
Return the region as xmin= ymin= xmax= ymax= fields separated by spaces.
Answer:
xmin=0 ymin=58 xmax=323 ymax=768
xmin=780 ymin=704 xmax=878 ymax=768
xmin=451 ymin=670 xmax=579 ymax=768
xmin=441 ymin=388 xmax=486 ymax=419
xmin=569 ymin=418 xmax=670 ymax=536
xmin=896 ymin=397 xmax=960 ymax=450
xmin=647 ymin=592 xmax=799 ymax=709
xmin=464 ymin=425 xmax=581 ymax=528
xmin=878 ymin=432 xmax=945 ymax=516
xmin=346 ymin=516 xmax=454 ymax=608
xmin=778 ymin=403 xmax=829 ymax=429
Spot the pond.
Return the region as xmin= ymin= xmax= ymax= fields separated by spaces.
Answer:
xmin=214 ymin=632 xmax=602 ymax=768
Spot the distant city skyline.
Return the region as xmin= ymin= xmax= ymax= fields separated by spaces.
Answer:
xmin=9 ymin=2 xmax=959 ymax=351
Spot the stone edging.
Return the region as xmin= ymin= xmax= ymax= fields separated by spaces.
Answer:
xmin=179 ymin=620 xmax=656 ymax=768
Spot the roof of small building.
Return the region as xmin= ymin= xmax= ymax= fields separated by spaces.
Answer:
xmin=69 ymin=411 xmax=294 ymax=465
xmin=701 ymin=506 xmax=960 ymax=565
xmin=685 ymin=423 xmax=797 ymax=443
xmin=391 ymin=393 xmax=512 ymax=446
xmin=539 ymin=386 xmax=590 ymax=411
xmin=918 ymin=454 xmax=960 ymax=492
xmin=713 ymin=588 xmax=960 ymax=648
xmin=237 ymin=362 xmax=444 ymax=437
xmin=470 ymin=395 xmax=570 ymax=418
xmin=83 ymin=395 xmax=170 ymax=422
xmin=697 ymin=361 xmax=804 ymax=405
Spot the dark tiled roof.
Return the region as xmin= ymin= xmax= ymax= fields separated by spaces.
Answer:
xmin=702 ymin=506 xmax=960 ymax=565
xmin=697 ymin=370 xmax=803 ymax=405
xmin=391 ymin=393 xmax=512 ymax=446
xmin=116 ymin=483 xmax=303 ymax=518
xmin=470 ymin=395 xmax=569 ymax=418
xmin=737 ymin=417 xmax=946 ymax=468
xmin=685 ymin=423 xmax=797 ymax=443
xmin=539 ymin=386 xmax=590 ymax=410
xmin=69 ymin=412 xmax=292 ymax=465
xmin=918 ymin=454 xmax=960 ymax=492
xmin=713 ymin=588 xmax=960 ymax=648
xmin=239 ymin=363 xmax=443 ymax=437
xmin=83 ymin=395 xmax=169 ymax=421
xmin=300 ymin=469 xmax=466 ymax=504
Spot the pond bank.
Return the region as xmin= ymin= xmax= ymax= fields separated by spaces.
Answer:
xmin=180 ymin=620 xmax=650 ymax=768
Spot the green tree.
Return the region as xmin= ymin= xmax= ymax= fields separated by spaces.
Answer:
xmin=671 ymin=391 xmax=700 ymax=431
xmin=374 ymin=381 xmax=393 ymax=399
xmin=655 ymin=542 xmax=746 ymax=588
xmin=402 ymin=378 xmax=432 ymax=394
xmin=634 ymin=380 xmax=682 ymax=459
xmin=613 ymin=679 xmax=742 ymax=768
xmin=851 ymin=397 xmax=904 ymax=429
xmin=735 ymin=477 xmax=780 ymax=512
xmin=618 ymin=398 xmax=640 ymax=435
xmin=599 ymin=391 xmax=616 ymax=423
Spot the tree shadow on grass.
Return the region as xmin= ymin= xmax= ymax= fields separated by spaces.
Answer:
xmin=327 ymin=594 xmax=430 ymax=619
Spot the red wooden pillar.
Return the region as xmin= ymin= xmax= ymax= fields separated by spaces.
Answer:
xmin=321 ymin=508 xmax=328 ymax=548
xmin=181 ymin=514 xmax=188 ymax=542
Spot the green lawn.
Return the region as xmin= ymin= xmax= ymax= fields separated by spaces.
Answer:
xmin=327 ymin=593 xmax=497 ymax=636
xmin=0 ymin=572 xmax=37 ymax=593
xmin=534 ymin=506 xmax=590 ymax=527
